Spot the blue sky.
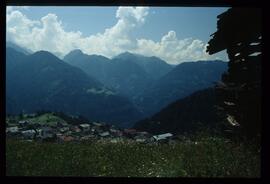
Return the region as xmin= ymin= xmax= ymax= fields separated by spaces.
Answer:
xmin=6 ymin=6 xmax=229 ymax=64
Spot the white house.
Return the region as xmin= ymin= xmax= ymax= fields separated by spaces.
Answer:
xmin=6 ymin=126 xmax=19 ymax=133
xmin=135 ymin=138 xmax=146 ymax=143
xmin=109 ymin=128 xmax=118 ymax=133
xmin=93 ymin=122 xmax=103 ymax=127
xmin=99 ymin=131 xmax=110 ymax=137
xmin=79 ymin=124 xmax=90 ymax=131
xmin=21 ymin=129 xmax=36 ymax=139
xmin=152 ymin=133 xmax=173 ymax=141
xmin=18 ymin=120 xmax=28 ymax=126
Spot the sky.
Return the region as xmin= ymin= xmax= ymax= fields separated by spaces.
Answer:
xmin=6 ymin=6 xmax=229 ymax=64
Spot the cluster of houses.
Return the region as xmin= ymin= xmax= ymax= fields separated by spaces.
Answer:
xmin=6 ymin=119 xmax=176 ymax=144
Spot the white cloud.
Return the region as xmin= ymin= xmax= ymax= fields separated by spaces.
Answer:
xmin=134 ymin=31 xmax=214 ymax=64
xmin=6 ymin=10 xmax=40 ymax=44
xmin=6 ymin=6 xmax=218 ymax=64
xmin=116 ymin=7 xmax=148 ymax=24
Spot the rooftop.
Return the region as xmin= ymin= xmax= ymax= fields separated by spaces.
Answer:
xmin=79 ymin=124 xmax=90 ymax=128
xmin=153 ymin=133 xmax=173 ymax=141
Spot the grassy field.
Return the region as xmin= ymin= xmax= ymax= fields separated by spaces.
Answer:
xmin=6 ymin=113 xmax=67 ymax=127
xmin=27 ymin=113 xmax=67 ymax=126
xmin=6 ymin=134 xmax=260 ymax=177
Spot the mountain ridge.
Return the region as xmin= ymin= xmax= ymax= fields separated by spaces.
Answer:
xmin=6 ymin=41 xmax=33 ymax=55
xmin=134 ymin=60 xmax=227 ymax=116
xmin=6 ymin=45 xmax=228 ymax=128
xmin=134 ymin=87 xmax=226 ymax=134
xmin=6 ymin=48 xmax=143 ymax=128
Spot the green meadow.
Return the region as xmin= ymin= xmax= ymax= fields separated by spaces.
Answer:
xmin=6 ymin=133 xmax=260 ymax=177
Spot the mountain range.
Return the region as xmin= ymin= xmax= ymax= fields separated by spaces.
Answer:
xmin=6 ymin=47 xmax=142 ymax=127
xmin=6 ymin=42 xmax=228 ymax=128
xmin=63 ymin=50 xmax=174 ymax=100
xmin=64 ymin=49 xmax=227 ymax=117
xmin=134 ymin=60 xmax=227 ymax=116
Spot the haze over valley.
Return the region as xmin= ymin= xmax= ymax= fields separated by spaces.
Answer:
xmin=6 ymin=42 xmax=227 ymax=128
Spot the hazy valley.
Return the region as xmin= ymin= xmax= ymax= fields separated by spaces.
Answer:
xmin=6 ymin=41 xmax=227 ymax=130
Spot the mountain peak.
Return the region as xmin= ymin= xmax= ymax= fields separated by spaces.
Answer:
xmin=116 ymin=52 xmax=166 ymax=63
xmin=68 ymin=49 xmax=84 ymax=55
xmin=114 ymin=51 xmax=146 ymax=59
xmin=31 ymin=50 xmax=64 ymax=63
xmin=33 ymin=50 xmax=57 ymax=56
xmin=121 ymin=51 xmax=133 ymax=55
xmin=63 ymin=49 xmax=85 ymax=61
